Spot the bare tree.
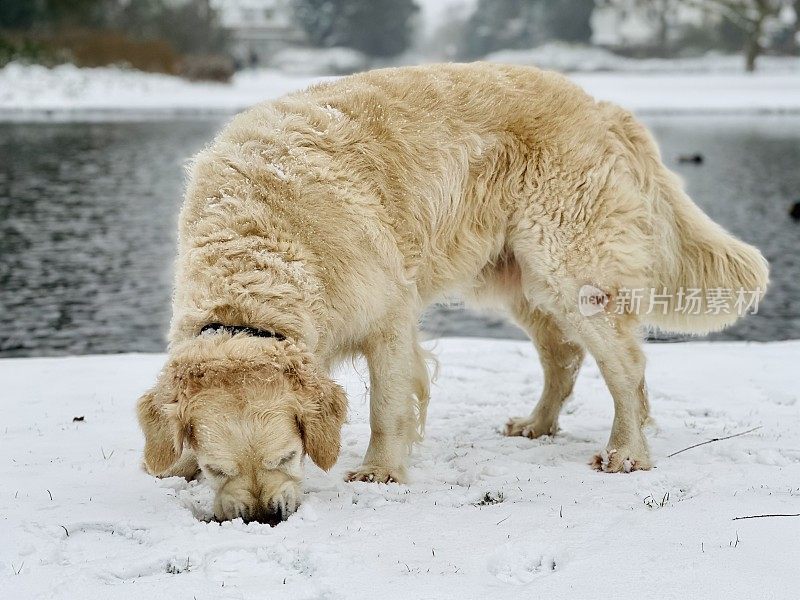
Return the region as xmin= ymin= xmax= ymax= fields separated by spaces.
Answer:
xmin=604 ymin=0 xmax=793 ymax=68
xmin=690 ymin=0 xmax=790 ymax=70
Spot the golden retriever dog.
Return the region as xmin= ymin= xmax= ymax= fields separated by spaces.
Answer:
xmin=137 ymin=63 xmax=768 ymax=523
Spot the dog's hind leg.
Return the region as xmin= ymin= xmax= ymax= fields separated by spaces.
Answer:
xmin=521 ymin=292 xmax=651 ymax=472
xmin=504 ymin=301 xmax=584 ymax=439
xmin=347 ymin=315 xmax=428 ymax=484
xmin=510 ymin=237 xmax=652 ymax=472
xmin=577 ymin=314 xmax=652 ymax=472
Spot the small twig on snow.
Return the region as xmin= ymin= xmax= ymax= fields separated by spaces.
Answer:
xmin=732 ymin=513 xmax=800 ymax=521
xmin=667 ymin=426 xmax=762 ymax=458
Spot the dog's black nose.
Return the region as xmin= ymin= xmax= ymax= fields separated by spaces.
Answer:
xmin=243 ymin=505 xmax=286 ymax=526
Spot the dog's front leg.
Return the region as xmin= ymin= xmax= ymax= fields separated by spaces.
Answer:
xmin=347 ymin=327 xmax=419 ymax=484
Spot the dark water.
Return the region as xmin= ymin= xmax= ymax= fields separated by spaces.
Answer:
xmin=1 ymin=116 xmax=798 ymax=357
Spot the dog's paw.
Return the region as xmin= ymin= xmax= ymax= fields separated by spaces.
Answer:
xmin=590 ymin=447 xmax=652 ymax=473
xmin=346 ymin=465 xmax=406 ymax=484
xmin=504 ymin=416 xmax=557 ymax=439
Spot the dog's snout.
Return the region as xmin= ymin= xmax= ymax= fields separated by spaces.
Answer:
xmin=228 ymin=494 xmax=296 ymax=526
xmin=214 ymin=478 xmax=300 ymax=524
xmin=244 ymin=503 xmax=287 ymax=526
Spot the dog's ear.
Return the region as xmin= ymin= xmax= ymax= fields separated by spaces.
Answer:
xmin=137 ymin=377 xmax=188 ymax=476
xmin=295 ymin=370 xmax=348 ymax=471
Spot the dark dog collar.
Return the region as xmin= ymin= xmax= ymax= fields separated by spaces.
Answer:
xmin=199 ymin=322 xmax=286 ymax=341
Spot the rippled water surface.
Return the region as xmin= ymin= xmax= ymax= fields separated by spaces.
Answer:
xmin=1 ymin=116 xmax=798 ymax=356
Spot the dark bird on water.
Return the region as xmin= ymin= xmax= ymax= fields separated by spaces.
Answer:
xmin=790 ymin=201 xmax=800 ymax=222
xmin=678 ymin=153 xmax=704 ymax=165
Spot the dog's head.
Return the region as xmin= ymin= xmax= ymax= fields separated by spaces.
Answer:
xmin=136 ymin=335 xmax=346 ymax=524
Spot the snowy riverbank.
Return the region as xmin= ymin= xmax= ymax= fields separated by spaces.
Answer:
xmin=1 ymin=61 xmax=799 ymax=119
xmin=2 ymin=339 xmax=799 ymax=599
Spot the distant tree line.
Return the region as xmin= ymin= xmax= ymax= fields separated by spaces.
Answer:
xmin=2 ymin=0 xmax=798 ymax=73
xmin=290 ymin=0 xmax=797 ymax=70
xmin=292 ymin=0 xmax=419 ymax=58
xmin=458 ymin=0 xmax=596 ymax=59
xmin=0 ymin=0 xmax=226 ymax=53
xmin=596 ymin=0 xmax=797 ymax=70
xmin=289 ymin=0 xmax=595 ymax=60
xmin=0 ymin=0 xmax=231 ymax=79
xmin=0 ymin=0 xmax=100 ymax=30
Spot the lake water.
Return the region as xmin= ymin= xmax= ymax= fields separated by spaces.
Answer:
xmin=1 ymin=115 xmax=798 ymax=357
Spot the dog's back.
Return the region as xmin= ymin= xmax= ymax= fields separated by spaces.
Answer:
xmin=178 ymin=63 xmax=766 ymax=343
xmin=234 ymin=64 xmax=619 ymax=299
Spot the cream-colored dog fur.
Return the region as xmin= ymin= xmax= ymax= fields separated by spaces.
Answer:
xmin=137 ymin=63 xmax=768 ymax=522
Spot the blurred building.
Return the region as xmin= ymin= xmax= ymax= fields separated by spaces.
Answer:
xmin=210 ymin=0 xmax=305 ymax=66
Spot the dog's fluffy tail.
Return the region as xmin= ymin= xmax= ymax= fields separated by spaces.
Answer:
xmin=622 ymin=120 xmax=769 ymax=334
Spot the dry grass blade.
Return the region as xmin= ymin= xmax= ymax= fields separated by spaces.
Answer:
xmin=732 ymin=513 xmax=800 ymax=521
xmin=667 ymin=426 xmax=762 ymax=458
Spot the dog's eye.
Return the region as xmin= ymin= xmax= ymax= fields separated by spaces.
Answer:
xmin=278 ymin=451 xmax=297 ymax=466
xmin=203 ymin=464 xmax=229 ymax=479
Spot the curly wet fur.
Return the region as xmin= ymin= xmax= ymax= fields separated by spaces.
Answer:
xmin=138 ymin=63 xmax=768 ymax=519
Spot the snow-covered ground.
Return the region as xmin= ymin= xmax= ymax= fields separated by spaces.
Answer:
xmin=0 ymin=63 xmax=333 ymax=120
xmin=486 ymin=43 xmax=800 ymax=74
xmin=573 ymin=72 xmax=799 ymax=114
xmin=2 ymin=339 xmax=798 ymax=599
xmin=1 ymin=59 xmax=799 ymax=119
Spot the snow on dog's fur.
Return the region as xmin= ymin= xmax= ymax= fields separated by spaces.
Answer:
xmin=137 ymin=63 xmax=768 ymax=522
